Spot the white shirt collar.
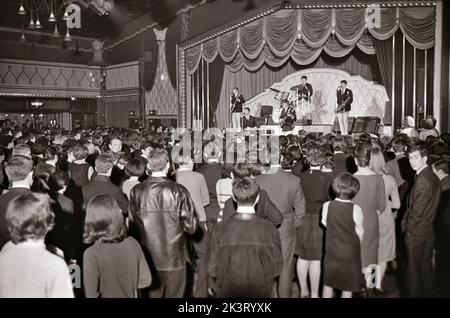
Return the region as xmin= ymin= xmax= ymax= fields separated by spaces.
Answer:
xmin=236 ymin=206 xmax=256 ymax=214
xmin=152 ymin=171 xmax=167 ymax=178
xmin=310 ymin=166 xmax=321 ymax=170
xmin=334 ymin=151 xmax=344 ymax=154
xmin=17 ymin=239 xmax=45 ymax=248
xmin=177 ymin=167 xmax=192 ymax=172
xmin=128 ymin=176 xmax=139 ymax=181
xmin=336 ymin=198 xmax=353 ymax=203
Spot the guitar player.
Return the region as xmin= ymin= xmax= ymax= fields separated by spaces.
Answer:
xmin=336 ymin=80 xmax=353 ymax=136
xmin=230 ymin=87 xmax=245 ymax=131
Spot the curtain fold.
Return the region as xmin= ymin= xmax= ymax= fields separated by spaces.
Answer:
xmin=184 ymin=7 xmax=435 ymax=74
xmin=373 ymin=37 xmax=393 ymax=124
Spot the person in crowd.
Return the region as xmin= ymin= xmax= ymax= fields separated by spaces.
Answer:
xmin=12 ymin=143 xmax=32 ymax=158
xmin=352 ymin=141 xmax=386 ymax=292
xmin=0 ymin=192 xmax=74 ymax=298
xmin=68 ymin=143 xmax=94 ymax=187
xmin=400 ymin=116 xmax=419 ymax=139
xmin=122 ymin=158 xmax=146 ymax=200
xmin=83 ymin=194 xmax=152 ymax=298
xmin=175 ymin=155 xmax=209 ymax=297
xmin=419 ymin=116 xmax=439 ymax=141
xmin=0 ymin=156 xmax=34 ymax=249
xmin=332 ymin=135 xmax=357 ymax=174
xmin=369 ymin=147 xmax=400 ymax=295
xmin=256 ymin=152 xmax=306 ymax=298
xmin=321 ymin=172 xmax=364 ymax=298
xmin=296 ymin=145 xmax=333 ymax=298
xmin=221 ymin=163 xmax=283 ymax=227
xmin=129 ymin=148 xmax=198 ymax=298
xmin=431 ymin=159 xmax=450 ymax=297
xmin=216 ymin=163 xmax=234 ymax=221
xmin=108 ymin=137 xmax=123 ymax=154
xmin=402 ymin=144 xmax=441 ymax=298
xmin=82 ymin=154 xmax=129 ymax=216
xmin=197 ymin=142 xmax=223 ymax=229
xmin=208 ymin=177 xmax=281 ymax=297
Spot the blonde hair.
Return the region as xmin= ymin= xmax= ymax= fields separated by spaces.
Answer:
xmin=369 ymin=147 xmax=389 ymax=175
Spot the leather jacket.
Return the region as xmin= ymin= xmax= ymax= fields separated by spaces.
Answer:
xmin=129 ymin=176 xmax=198 ymax=271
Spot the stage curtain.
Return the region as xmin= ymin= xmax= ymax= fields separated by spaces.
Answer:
xmin=216 ymin=49 xmax=381 ymax=128
xmin=373 ymin=37 xmax=393 ymax=124
xmin=208 ymin=57 xmax=225 ymax=127
xmin=184 ymin=7 xmax=435 ymax=74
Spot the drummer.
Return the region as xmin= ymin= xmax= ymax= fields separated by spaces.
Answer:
xmin=291 ymin=75 xmax=313 ymax=102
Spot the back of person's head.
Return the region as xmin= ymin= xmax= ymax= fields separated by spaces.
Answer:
xmin=221 ymin=163 xmax=234 ymax=179
xmin=332 ymin=172 xmax=360 ymax=200
xmin=68 ymin=143 xmax=89 ymax=160
xmin=232 ymin=177 xmax=260 ymax=206
xmin=95 ymin=154 xmax=116 ymax=175
xmin=147 ymin=148 xmax=169 ymax=172
xmin=423 ymin=116 xmax=437 ymax=129
xmin=12 ymin=143 xmax=31 ymax=158
xmin=358 ymin=133 xmax=372 ymax=143
xmin=83 ymin=194 xmax=127 ymax=244
xmin=432 ymin=159 xmax=449 ymax=175
xmin=125 ymin=158 xmax=146 ymax=177
xmin=332 ymin=135 xmax=347 ymax=152
xmin=31 ymin=142 xmax=46 ymax=157
xmin=431 ymin=141 xmax=448 ymax=157
xmin=369 ymin=147 xmax=388 ymax=175
xmin=6 ymin=192 xmax=54 ymax=244
xmin=48 ymin=170 xmax=70 ymax=193
xmin=354 ymin=141 xmax=372 ymax=167
xmin=232 ymin=163 xmax=253 ymax=179
xmin=391 ymin=135 xmax=408 ymax=153
xmin=306 ymin=145 xmax=326 ymax=167
xmin=287 ymin=145 xmax=302 ymax=161
xmin=5 ymin=155 xmax=34 ymax=182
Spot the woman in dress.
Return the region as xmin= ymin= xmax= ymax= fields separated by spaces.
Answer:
xmin=296 ymin=145 xmax=333 ymax=298
xmin=369 ymin=147 xmax=400 ymax=293
xmin=352 ymin=142 xmax=386 ymax=289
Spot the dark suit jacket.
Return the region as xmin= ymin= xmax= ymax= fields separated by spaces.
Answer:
xmin=255 ymin=168 xmax=305 ymax=241
xmin=82 ymin=175 xmax=129 ymax=216
xmin=402 ymin=166 xmax=441 ymax=239
xmin=197 ymin=162 xmax=223 ymax=222
xmin=222 ymin=189 xmax=283 ymax=227
xmin=231 ymin=94 xmax=245 ymax=113
xmin=0 ymin=187 xmax=31 ymax=249
xmin=336 ymin=88 xmax=353 ymax=112
xmin=333 ymin=152 xmax=357 ymax=174
xmin=242 ymin=115 xmax=258 ymax=129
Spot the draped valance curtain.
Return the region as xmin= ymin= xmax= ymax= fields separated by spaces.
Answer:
xmin=184 ymin=7 xmax=435 ymax=74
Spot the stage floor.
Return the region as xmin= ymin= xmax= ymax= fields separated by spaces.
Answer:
xmin=258 ymin=124 xmax=333 ymax=135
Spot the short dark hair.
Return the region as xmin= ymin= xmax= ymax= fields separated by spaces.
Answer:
xmin=95 ymin=154 xmax=116 ymax=174
xmin=287 ymin=145 xmax=302 ymax=161
xmin=332 ymin=172 xmax=360 ymax=200
xmin=48 ymin=170 xmax=70 ymax=192
xmin=83 ymin=194 xmax=127 ymax=244
xmin=391 ymin=135 xmax=408 ymax=153
xmin=232 ymin=177 xmax=259 ymax=205
xmin=340 ymin=80 xmax=347 ymax=85
xmin=432 ymin=159 xmax=449 ymax=174
xmin=44 ymin=146 xmax=58 ymax=161
xmin=323 ymin=153 xmax=335 ymax=170
xmin=301 ymin=75 xmax=307 ymax=80
xmin=354 ymin=141 xmax=372 ymax=167
xmin=6 ymin=192 xmax=54 ymax=244
xmin=408 ymin=143 xmax=427 ymax=157
xmin=281 ymin=153 xmax=294 ymax=170
xmin=147 ymin=148 xmax=169 ymax=172
xmin=125 ymin=158 xmax=146 ymax=177
xmin=68 ymin=143 xmax=88 ymax=160
xmin=332 ymin=135 xmax=347 ymax=152
xmin=306 ymin=145 xmax=326 ymax=167
xmin=232 ymin=163 xmax=253 ymax=179
xmin=5 ymin=155 xmax=34 ymax=182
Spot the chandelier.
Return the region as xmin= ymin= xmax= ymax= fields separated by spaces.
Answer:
xmin=17 ymin=0 xmax=75 ymax=42
xmin=17 ymin=1 xmax=115 ymax=42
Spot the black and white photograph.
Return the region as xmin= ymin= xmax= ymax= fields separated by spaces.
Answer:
xmin=0 ymin=0 xmax=449 ymax=308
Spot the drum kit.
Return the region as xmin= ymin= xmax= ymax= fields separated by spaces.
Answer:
xmin=268 ymin=86 xmax=311 ymax=124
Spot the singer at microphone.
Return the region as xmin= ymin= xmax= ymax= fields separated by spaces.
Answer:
xmin=230 ymin=87 xmax=245 ymax=131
